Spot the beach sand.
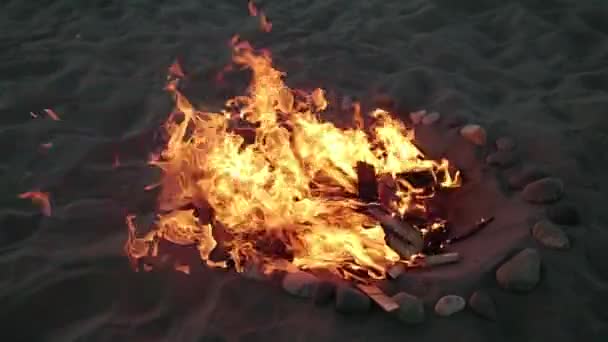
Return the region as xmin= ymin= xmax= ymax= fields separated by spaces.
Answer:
xmin=1 ymin=0 xmax=608 ymax=341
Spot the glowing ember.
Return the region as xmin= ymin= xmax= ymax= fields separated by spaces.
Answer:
xmin=19 ymin=191 xmax=52 ymax=217
xmin=125 ymin=35 xmax=461 ymax=280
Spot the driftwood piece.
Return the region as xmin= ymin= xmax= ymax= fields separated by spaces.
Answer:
xmin=367 ymin=207 xmax=424 ymax=255
xmin=356 ymin=161 xmax=378 ymax=202
xmin=356 ymin=284 xmax=400 ymax=312
xmin=378 ymin=173 xmax=398 ymax=209
xmin=447 ymin=217 xmax=494 ymax=244
xmin=386 ymin=234 xmax=420 ymax=259
xmin=387 ymin=263 xmax=406 ymax=279
xmin=415 ymin=252 xmax=460 ymax=267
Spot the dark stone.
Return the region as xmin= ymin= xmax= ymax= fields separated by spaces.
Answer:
xmin=507 ymin=166 xmax=548 ymax=189
xmin=335 ymin=286 xmax=371 ymax=314
xmin=281 ymin=271 xmax=320 ymax=298
xmin=392 ymin=292 xmax=425 ymax=324
xmin=546 ymin=203 xmax=580 ymax=225
xmin=522 ymin=177 xmax=564 ymax=204
xmin=496 ymin=248 xmax=541 ymax=292
xmin=469 ymin=290 xmax=497 ymax=321
xmin=313 ymin=281 xmax=336 ymax=305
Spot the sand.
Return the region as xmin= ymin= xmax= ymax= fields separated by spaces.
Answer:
xmin=2 ymin=0 xmax=608 ymax=341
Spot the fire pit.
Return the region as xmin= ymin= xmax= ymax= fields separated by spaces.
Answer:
xmin=118 ymin=2 xmax=569 ymax=323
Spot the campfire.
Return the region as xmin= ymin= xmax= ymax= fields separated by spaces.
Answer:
xmin=124 ymin=31 xmax=466 ymax=285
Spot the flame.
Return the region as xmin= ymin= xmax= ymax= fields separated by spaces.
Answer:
xmin=19 ymin=191 xmax=52 ymax=216
xmin=125 ymin=37 xmax=460 ymax=280
xmin=247 ymin=0 xmax=272 ymax=32
xmin=43 ymin=109 xmax=60 ymax=121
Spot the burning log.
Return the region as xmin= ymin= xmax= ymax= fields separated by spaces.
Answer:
xmin=367 ymin=207 xmax=424 ymax=257
xmin=385 ymin=234 xmax=420 ymax=259
xmin=413 ymin=252 xmax=461 ymax=268
xmin=356 ymin=283 xmax=399 ymax=312
xmin=356 ymin=161 xmax=378 ymax=202
xmin=378 ymin=173 xmax=398 ymax=209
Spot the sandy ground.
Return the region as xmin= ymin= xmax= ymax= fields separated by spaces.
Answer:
xmin=1 ymin=0 xmax=608 ymax=341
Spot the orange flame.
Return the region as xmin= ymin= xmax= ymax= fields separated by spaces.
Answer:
xmin=247 ymin=0 xmax=272 ymax=32
xmin=19 ymin=191 xmax=51 ymax=216
xmin=125 ymin=37 xmax=460 ymax=280
xmin=43 ymin=109 xmax=60 ymax=121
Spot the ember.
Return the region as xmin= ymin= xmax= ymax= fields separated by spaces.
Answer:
xmin=125 ymin=30 xmax=462 ymax=281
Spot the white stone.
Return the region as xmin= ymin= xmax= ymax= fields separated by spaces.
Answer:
xmin=282 ymin=271 xmax=320 ymax=298
xmin=460 ymin=124 xmax=487 ymax=145
xmin=434 ymin=295 xmax=466 ymax=317
xmin=422 ymin=111 xmax=440 ymax=125
xmin=532 ymin=220 xmax=570 ymax=249
xmin=409 ymin=110 xmax=427 ymax=124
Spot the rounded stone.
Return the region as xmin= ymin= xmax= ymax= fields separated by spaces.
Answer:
xmin=496 ymin=248 xmax=541 ymax=292
xmin=313 ymin=280 xmax=336 ymax=305
xmin=409 ymin=110 xmax=427 ymax=125
xmin=546 ymin=203 xmax=580 ymax=226
xmin=507 ymin=166 xmax=549 ymax=189
xmin=532 ymin=220 xmax=570 ymax=249
xmin=522 ymin=177 xmax=564 ymax=204
xmin=468 ymin=291 xmax=497 ymax=321
xmin=335 ymin=286 xmax=371 ymax=314
xmin=422 ymin=111 xmax=441 ymax=125
xmin=460 ymin=124 xmax=487 ymax=146
xmin=281 ymin=271 xmax=320 ymax=298
xmin=392 ymin=292 xmax=425 ymax=324
xmin=434 ymin=295 xmax=466 ymax=317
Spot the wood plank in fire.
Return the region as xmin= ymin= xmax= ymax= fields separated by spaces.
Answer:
xmin=356 ymin=283 xmax=399 ymax=312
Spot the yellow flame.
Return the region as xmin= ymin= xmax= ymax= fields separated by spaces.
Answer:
xmin=125 ymin=37 xmax=460 ymax=280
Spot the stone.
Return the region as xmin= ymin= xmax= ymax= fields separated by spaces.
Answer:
xmin=522 ymin=177 xmax=564 ymax=204
xmin=459 ymin=124 xmax=487 ymax=145
xmin=281 ymin=271 xmax=320 ymax=298
xmin=496 ymin=137 xmax=516 ymax=151
xmin=335 ymin=286 xmax=371 ymax=313
xmin=468 ymin=291 xmax=497 ymax=320
xmin=546 ymin=203 xmax=580 ymax=226
xmin=585 ymin=231 xmax=608 ymax=281
xmin=422 ymin=111 xmax=440 ymax=125
xmin=496 ymin=248 xmax=541 ymax=292
xmin=486 ymin=150 xmax=518 ymax=168
xmin=434 ymin=295 xmax=466 ymax=317
xmin=507 ymin=166 xmax=549 ymax=189
xmin=313 ymin=280 xmax=336 ymax=305
xmin=392 ymin=292 xmax=425 ymax=324
xmin=409 ymin=110 xmax=427 ymax=124
xmin=532 ymin=220 xmax=570 ymax=249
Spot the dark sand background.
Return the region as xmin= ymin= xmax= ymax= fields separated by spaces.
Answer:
xmin=2 ymin=0 xmax=608 ymax=341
